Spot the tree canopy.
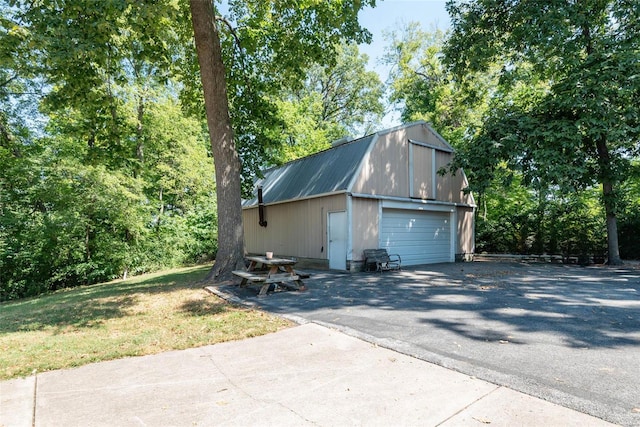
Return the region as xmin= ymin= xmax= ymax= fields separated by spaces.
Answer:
xmin=384 ymin=23 xmax=495 ymax=146
xmin=1 ymin=0 xmax=382 ymax=298
xmin=443 ymin=0 xmax=640 ymax=264
xmin=275 ymin=43 xmax=384 ymax=162
xmin=1 ymin=0 xmax=222 ymax=301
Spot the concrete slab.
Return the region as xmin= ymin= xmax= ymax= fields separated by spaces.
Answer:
xmin=2 ymin=323 xmax=620 ymax=427
xmin=30 ymin=324 xmax=498 ymax=426
xmin=0 ymin=376 xmax=35 ymax=427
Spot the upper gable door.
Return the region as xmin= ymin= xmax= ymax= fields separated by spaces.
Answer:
xmin=409 ymin=143 xmax=435 ymax=200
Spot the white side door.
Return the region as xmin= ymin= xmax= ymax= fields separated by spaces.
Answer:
xmin=328 ymin=211 xmax=347 ymax=270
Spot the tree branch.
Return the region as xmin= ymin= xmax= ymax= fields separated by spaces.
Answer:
xmin=215 ymin=16 xmax=241 ymax=50
xmin=0 ymin=74 xmax=19 ymax=89
xmin=215 ymin=15 xmax=253 ymax=94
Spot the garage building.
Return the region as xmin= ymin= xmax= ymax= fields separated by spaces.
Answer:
xmin=242 ymin=121 xmax=476 ymax=271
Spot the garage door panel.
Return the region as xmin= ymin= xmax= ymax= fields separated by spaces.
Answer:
xmin=381 ymin=209 xmax=452 ymax=266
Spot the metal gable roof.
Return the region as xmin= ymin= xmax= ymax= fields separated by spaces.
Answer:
xmin=243 ymin=133 xmax=376 ymax=206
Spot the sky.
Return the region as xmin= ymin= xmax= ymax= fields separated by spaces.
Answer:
xmin=356 ymin=0 xmax=452 ymax=127
xmin=358 ymin=0 xmax=450 ymax=66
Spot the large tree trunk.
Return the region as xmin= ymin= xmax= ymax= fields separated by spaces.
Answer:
xmin=190 ymin=0 xmax=245 ymax=282
xmin=596 ymin=137 xmax=623 ymax=265
xmin=603 ymin=182 xmax=622 ymax=265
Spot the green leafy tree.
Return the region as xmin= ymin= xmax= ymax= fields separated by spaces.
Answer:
xmin=1 ymin=1 xmax=222 ymax=299
xmin=275 ymin=43 xmax=384 ymax=162
xmin=384 ymin=23 xmax=496 ymax=147
xmin=1 ymin=1 xmax=43 ymax=155
xmin=546 ymin=189 xmax=607 ymax=263
xmin=444 ymin=0 xmax=640 ymax=264
xmin=11 ymin=0 xmax=185 ymax=170
xmin=474 ymin=166 xmax=538 ymax=254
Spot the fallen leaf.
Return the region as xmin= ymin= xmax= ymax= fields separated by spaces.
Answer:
xmin=632 ymin=408 xmax=640 ymax=413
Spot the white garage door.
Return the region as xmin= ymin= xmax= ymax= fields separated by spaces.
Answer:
xmin=380 ymin=209 xmax=453 ymax=266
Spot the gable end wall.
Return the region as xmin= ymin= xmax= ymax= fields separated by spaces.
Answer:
xmin=352 ymin=123 xmax=473 ymax=205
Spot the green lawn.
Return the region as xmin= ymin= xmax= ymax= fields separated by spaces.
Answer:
xmin=0 ymin=265 xmax=291 ymax=380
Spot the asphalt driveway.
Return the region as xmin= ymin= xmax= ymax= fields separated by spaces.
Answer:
xmin=213 ymin=261 xmax=640 ymax=426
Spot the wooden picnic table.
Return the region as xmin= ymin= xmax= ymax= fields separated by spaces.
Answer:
xmin=232 ymin=255 xmax=306 ymax=296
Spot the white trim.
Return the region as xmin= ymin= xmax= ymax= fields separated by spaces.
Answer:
xmin=409 ymin=138 xmax=454 ymax=153
xmin=382 ymin=199 xmax=455 ymax=213
xmin=408 ymin=142 xmax=414 ymax=197
xmin=450 ymin=209 xmax=457 ymax=262
xmin=243 ymin=190 xmax=478 ymax=211
xmin=378 ymin=199 xmax=383 ymax=247
xmin=243 ymin=190 xmax=347 ymax=209
xmin=350 ymin=192 xmax=476 ymax=209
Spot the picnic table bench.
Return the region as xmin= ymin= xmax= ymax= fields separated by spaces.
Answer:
xmin=232 ymin=255 xmax=306 ymax=296
xmin=363 ymin=248 xmax=401 ymax=272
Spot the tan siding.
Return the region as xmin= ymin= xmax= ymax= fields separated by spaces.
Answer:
xmin=352 ymin=132 xmax=408 ymax=197
xmin=435 ymin=150 xmax=453 ymax=202
xmin=457 ymin=207 xmax=475 ymax=254
xmin=244 ymin=208 xmax=259 ymax=250
xmin=412 ymin=145 xmax=433 ymax=199
xmin=458 ymin=171 xmax=475 ymax=205
xmin=351 ymin=197 xmax=379 ymax=261
xmin=243 ymin=194 xmax=346 ymax=259
xmin=449 ymin=171 xmax=473 ymax=204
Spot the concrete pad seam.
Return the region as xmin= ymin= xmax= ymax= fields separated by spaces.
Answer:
xmin=215 ymin=395 xmax=317 ymax=427
xmin=434 ymin=385 xmax=502 ymax=427
xmin=197 ymin=348 xmax=257 ymax=402
xmin=31 ymin=372 xmax=37 ymax=427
